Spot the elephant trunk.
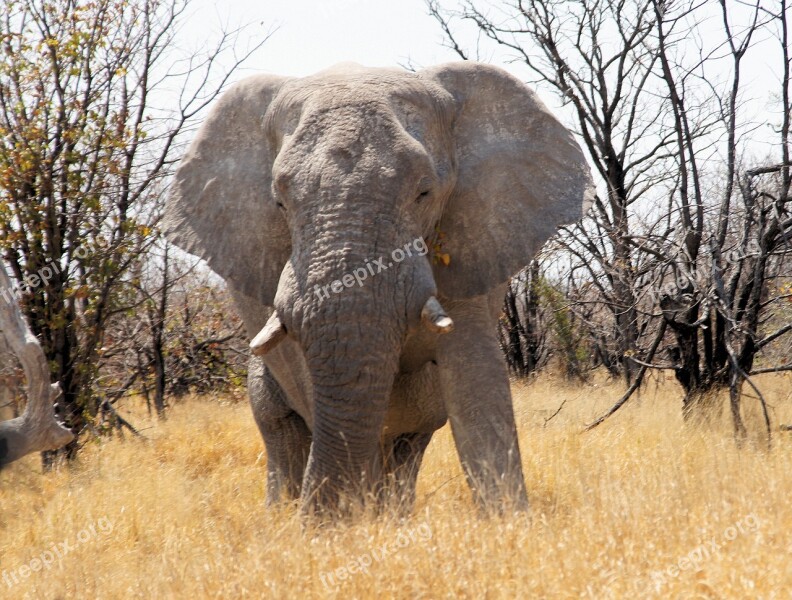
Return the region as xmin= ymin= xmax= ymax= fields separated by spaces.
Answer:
xmin=297 ymin=246 xmax=405 ymax=513
xmin=250 ymin=202 xmax=453 ymax=513
xmin=304 ymin=328 xmax=397 ymax=512
xmin=284 ymin=224 xmax=448 ymax=512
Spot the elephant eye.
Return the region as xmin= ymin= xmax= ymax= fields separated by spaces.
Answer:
xmin=416 ymin=190 xmax=431 ymax=204
xmin=275 ymin=201 xmax=286 ymax=212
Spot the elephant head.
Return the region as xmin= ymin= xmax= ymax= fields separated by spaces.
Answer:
xmin=163 ymin=62 xmax=593 ymax=511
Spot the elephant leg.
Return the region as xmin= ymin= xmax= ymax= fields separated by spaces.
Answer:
xmin=248 ymin=357 xmax=311 ymax=504
xmin=261 ymin=411 xmax=311 ymax=504
xmin=378 ymin=432 xmax=433 ymax=514
xmin=437 ymin=293 xmax=529 ymax=511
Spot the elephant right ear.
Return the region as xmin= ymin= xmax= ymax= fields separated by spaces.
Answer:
xmin=424 ymin=62 xmax=594 ymax=299
xmin=162 ymin=75 xmax=292 ymax=305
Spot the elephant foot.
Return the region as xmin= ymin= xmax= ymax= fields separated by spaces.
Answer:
xmin=463 ymin=454 xmax=530 ymax=515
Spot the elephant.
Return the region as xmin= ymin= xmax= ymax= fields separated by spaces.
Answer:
xmin=163 ymin=61 xmax=593 ymax=516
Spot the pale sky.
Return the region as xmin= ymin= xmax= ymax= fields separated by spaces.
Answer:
xmin=183 ymin=0 xmax=464 ymax=76
xmin=179 ymin=0 xmax=785 ymax=156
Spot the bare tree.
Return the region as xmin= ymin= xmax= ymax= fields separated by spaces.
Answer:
xmin=430 ymin=0 xmax=680 ymax=385
xmin=98 ymin=251 xmax=247 ymax=418
xmin=500 ymin=261 xmax=549 ymax=377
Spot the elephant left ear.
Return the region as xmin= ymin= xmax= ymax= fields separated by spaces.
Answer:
xmin=423 ymin=62 xmax=594 ymax=299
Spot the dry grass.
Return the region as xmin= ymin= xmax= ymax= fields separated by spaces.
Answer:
xmin=2 ymin=371 xmax=792 ymax=599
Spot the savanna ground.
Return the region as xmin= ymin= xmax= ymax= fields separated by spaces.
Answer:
xmin=2 ymin=371 xmax=791 ymax=599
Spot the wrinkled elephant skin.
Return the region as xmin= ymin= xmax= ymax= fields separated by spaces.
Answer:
xmin=163 ymin=62 xmax=593 ymax=516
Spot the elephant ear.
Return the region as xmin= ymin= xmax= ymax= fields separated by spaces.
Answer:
xmin=425 ymin=62 xmax=594 ymax=299
xmin=162 ymin=74 xmax=292 ymax=305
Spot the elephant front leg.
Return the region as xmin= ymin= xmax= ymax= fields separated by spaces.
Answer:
xmin=436 ymin=295 xmax=529 ymax=512
xmin=261 ymin=411 xmax=312 ymax=504
xmin=248 ymin=358 xmax=311 ymax=504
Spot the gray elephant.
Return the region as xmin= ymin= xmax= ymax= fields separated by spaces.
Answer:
xmin=163 ymin=62 xmax=592 ymax=516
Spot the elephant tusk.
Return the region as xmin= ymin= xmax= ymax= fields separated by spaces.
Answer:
xmin=250 ymin=312 xmax=288 ymax=356
xmin=421 ymin=296 xmax=454 ymax=334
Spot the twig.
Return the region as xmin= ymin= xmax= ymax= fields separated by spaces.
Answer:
xmin=544 ymin=397 xmax=568 ymax=427
xmin=752 ymin=362 xmax=792 ymax=374
xmin=100 ymin=400 xmax=145 ymax=439
xmin=423 ymin=474 xmax=464 ymax=502
xmin=585 ymin=320 xmax=667 ymax=431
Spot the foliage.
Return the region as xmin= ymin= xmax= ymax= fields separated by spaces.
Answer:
xmin=99 ymin=250 xmax=248 ymax=417
xmin=0 ymin=0 xmax=261 ymax=459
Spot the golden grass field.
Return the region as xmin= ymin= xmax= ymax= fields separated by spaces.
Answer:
xmin=2 ymin=371 xmax=792 ymax=599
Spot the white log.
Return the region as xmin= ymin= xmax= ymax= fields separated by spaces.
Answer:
xmin=0 ymin=262 xmax=73 ymax=468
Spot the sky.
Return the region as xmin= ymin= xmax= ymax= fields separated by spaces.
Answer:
xmin=177 ymin=0 xmax=786 ymax=157
xmin=182 ymin=0 xmax=464 ymax=77
xmin=177 ymin=0 xmax=586 ymax=115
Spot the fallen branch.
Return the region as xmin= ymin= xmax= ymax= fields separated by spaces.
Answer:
xmin=752 ymin=362 xmax=792 ymax=374
xmin=584 ymin=320 xmax=667 ymax=431
xmin=100 ymin=399 xmax=145 ymax=439
xmin=0 ymin=262 xmax=74 ymax=468
xmin=544 ymin=397 xmax=568 ymax=427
